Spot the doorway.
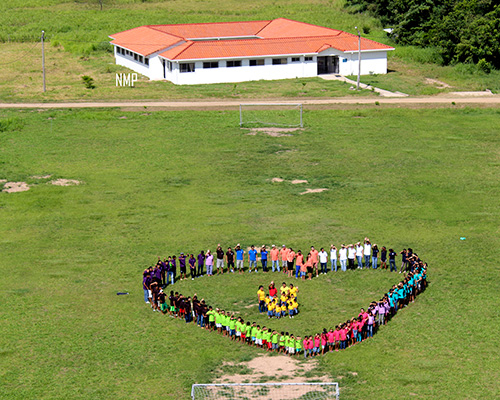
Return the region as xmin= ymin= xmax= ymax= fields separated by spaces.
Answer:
xmin=317 ymin=56 xmax=339 ymax=75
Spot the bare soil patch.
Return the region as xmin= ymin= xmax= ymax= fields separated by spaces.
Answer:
xmin=299 ymin=188 xmax=328 ymax=195
xmin=30 ymin=174 xmax=52 ymax=179
xmin=2 ymin=181 xmax=30 ymax=193
xmin=291 ymin=179 xmax=308 ymax=184
xmin=50 ymin=179 xmax=81 ymax=186
xmin=244 ymin=127 xmax=302 ymax=137
xmin=271 ymin=177 xmax=284 ymax=183
xmin=425 ymin=78 xmax=452 ymax=89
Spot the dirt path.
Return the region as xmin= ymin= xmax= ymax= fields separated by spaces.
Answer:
xmin=1 ymin=95 xmax=499 ymax=110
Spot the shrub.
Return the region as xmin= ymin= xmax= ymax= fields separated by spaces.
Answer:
xmin=81 ymin=75 xmax=95 ymax=89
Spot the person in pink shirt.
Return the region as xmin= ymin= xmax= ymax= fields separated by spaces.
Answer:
xmin=310 ymin=246 xmax=319 ymax=277
xmin=327 ymin=328 xmax=335 ymax=352
xmin=295 ymin=250 xmax=304 ymax=279
xmin=321 ymin=329 xmax=328 ymax=355
xmin=286 ymin=248 xmax=296 ymax=278
xmin=313 ymin=334 xmax=321 ymax=355
xmin=280 ymin=245 xmax=289 ymax=274
xmin=366 ymin=311 xmax=375 ymax=338
xmin=333 ymin=326 xmax=341 ymax=351
xmin=270 ymin=245 xmax=280 ymax=272
xmin=303 ymin=336 xmax=309 ymax=359
xmin=339 ymin=325 xmax=347 ymax=350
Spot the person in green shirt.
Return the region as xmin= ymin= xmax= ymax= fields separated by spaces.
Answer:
xmin=214 ymin=309 xmax=221 ymax=334
xmin=263 ymin=328 xmax=272 ymax=351
xmin=295 ymin=336 xmax=302 ymax=357
xmin=229 ymin=315 xmax=237 ymax=340
xmin=255 ymin=325 xmax=263 ymax=347
xmin=279 ymin=331 xmax=285 ymax=353
xmin=271 ymin=330 xmax=279 ymax=351
xmin=288 ymin=335 xmax=295 ymax=356
xmin=284 ymin=332 xmax=290 ymax=354
xmin=235 ymin=318 xmax=243 ymax=342
xmin=206 ymin=306 xmax=216 ymax=331
xmin=251 ymin=323 xmax=258 ymax=345
xmin=245 ymin=322 xmax=252 ymax=344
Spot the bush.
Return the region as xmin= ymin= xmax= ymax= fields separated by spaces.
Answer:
xmin=81 ymin=75 xmax=96 ymax=89
xmin=477 ymin=59 xmax=492 ymax=74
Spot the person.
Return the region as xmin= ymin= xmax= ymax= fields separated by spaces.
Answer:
xmin=310 ymin=246 xmax=319 ymax=277
xmin=150 ymin=282 xmax=160 ymax=311
xmin=295 ymin=336 xmax=302 ymax=358
xmin=363 ymin=238 xmax=371 ymax=269
xmin=295 ymin=250 xmax=303 ymax=279
xmin=388 ymin=248 xmax=397 ymax=272
xmin=179 ymin=253 xmax=187 ymax=280
xmin=318 ymin=247 xmax=328 ymax=274
xmin=270 ymin=245 xmax=280 ymax=272
xmin=143 ymin=270 xmax=151 ymax=304
xmin=171 ymin=255 xmax=177 ymax=284
xmin=355 ymin=242 xmax=364 ymax=269
xmin=257 ymin=285 xmax=266 ymax=313
xmin=371 ymin=244 xmax=379 ymax=269
xmin=225 ymin=247 xmax=235 ymax=273
xmin=347 ymin=244 xmax=355 ymax=270
xmin=260 ymin=245 xmax=268 ymax=272
xmin=268 ymin=281 xmax=277 ymax=299
xmin=330 ymin=245 xmax=337 ymax=272
xmin=286 ymin=247 xmax=295 ymax=278
xmin=248 ymin=245 xmax=258 ymax=273
xmin=197 ymin=251 xmax=205 ymax=277
xmin=189 ymin=254 xmax=196 ymax=279
xmin=235 ymin=244 xmax=244 ymax=274
xmin=339 ymin=244 xmax=347 ymax=272
xmin=216 ymin=244 xmax=225 ymax=274
xmin=184 ymin=296 xmax=193 ymax=323
xmin=400 ymin=249 xmax=408 ymax=273
xmin=280 ymin=245 xmax=289 ymax=274
xmin=380 ymin=246 xmax=387 ymax=270
xmin=305 ymin=253 xmax=313 ymax=280
xmin=205 ymin=250 xmax=213 ymax=276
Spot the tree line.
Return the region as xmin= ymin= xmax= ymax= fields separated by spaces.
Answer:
xmin=345 ymin=0 xmax=499 ymax=71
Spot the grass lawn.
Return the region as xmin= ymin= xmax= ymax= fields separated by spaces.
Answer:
xmin=0 ymin=107 xmax=499 ymax=399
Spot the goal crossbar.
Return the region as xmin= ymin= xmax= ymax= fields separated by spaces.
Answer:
xmin=239 ymin=103 xmax=303 ymax=128
xmin=192 ymin=382 xmax=339 ymax=400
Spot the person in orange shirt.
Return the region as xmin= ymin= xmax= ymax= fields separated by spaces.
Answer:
xmin=310 ymin=246 xmax=319 ymax=277
xmin=280 ymin=245 xmax=289 ymax=274
xmin=305 ymin=253 xmax=314 ymax=280
xmin=295 ymin=250 xmax=304 ymax=279
xmin=270 ymin=245 xmax=280 ymax=272
xmin=287 ymin=247 xmax=296 ymax=278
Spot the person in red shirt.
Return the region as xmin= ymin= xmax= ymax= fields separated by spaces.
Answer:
xmin=268 ymin=281 xmax=278 ymax=299
xmin=295 ymin=250 xmax=304 ymax=279
xmin=280 ymin=245 xmax=289 ymax=274
xmin=305 ymin=253 xmax=313 ymax=280
xmin=270 ymin=245 xmax=280 ymax=272
xmin=310 ymin=246 xmax=319 ymax=277
xmin=286 ymin=247 xmax=296 ymax=278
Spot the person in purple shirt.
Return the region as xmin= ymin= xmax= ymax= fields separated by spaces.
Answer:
xmin=179 ymin=253 xmax=187 ymax=280
xmin=170 ymin=256 xmax=177 ymax=284
xmin=153 ymin=264 xmax=162 ymax=285
xmin=197 ymin=251 xmax=205 ymax=277
xmin=142 ymin=270 xmax=151 ymax=304
xmin=189 ymin=254 xmax=196 ymax=280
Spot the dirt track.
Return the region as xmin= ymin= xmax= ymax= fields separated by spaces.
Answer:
xmin=1 ymin=95 xmax=499 ymax=111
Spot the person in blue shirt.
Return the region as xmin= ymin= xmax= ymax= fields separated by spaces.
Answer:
xmin=235 ymin=244 xmax=245 ymax=274
xmin=248 ymin=245 xmax=258 ymax=273
xmin=260 ymin=245 xmax=268 ymax=272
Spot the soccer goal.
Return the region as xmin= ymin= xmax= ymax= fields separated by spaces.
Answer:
xmin=239 ymin=103 xmax=303 ymax=128
xmin=191 ymin=382 xmax=339 ymax=400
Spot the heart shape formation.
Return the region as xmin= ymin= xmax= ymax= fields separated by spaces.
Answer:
xmin=143 ymin=249 xmax=428 ymax=357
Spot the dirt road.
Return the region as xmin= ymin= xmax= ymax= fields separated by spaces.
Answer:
xmin=1 ymin=95 xmax=499 ymax=110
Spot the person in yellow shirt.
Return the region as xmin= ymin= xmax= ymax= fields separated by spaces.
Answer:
xmin=289 ymin=283 xmax=298 ymax=298
xmin=280 ymin=292 xmax=288 ymax=304
xmin=257 ymin=285 xmax=266 ymax=313
xmin=267 ymin=299 xmax=275 ymax=318
xmin=280 ymin=282 xmax=290 ymax=296
xmin=275 ymin=302 xmax=282 ymax=319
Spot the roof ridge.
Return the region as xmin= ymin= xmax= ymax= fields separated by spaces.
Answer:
xmin=167 ymin=41 xmax=195 ymax=60
xmin=254 ymin=19 xmax=275 ymax=36
xmin=145 ymin=25 xmax=185 ymax=40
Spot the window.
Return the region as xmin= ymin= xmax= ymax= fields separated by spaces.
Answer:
xmin=134 ymin=53 xmax=139 ymax=61
xmin=167 ymin=61 xmax=173 ymax=71
xmin=180 ymin=63 xmax=195 ymax=73
xmin=291 ymin=57 xmax=300 ymax=63
xmin=304 ymin=56 xmax=313 ymax=61
xmin=203 ymin=61 xmax=219 ymax=69
xmin=145 ymin=58 xmax=149 ymax=66
xmin=139 ymin=55 xmax=144 ymax=63
xmin=116 ymin=47 xmax=121 ymax=54
xmin=272 ymin=58 xmax=287 ymax=65
xmin=226 ymin=60 xmax=242 ymax=68
xmin=249 ymin=59 xmax=265 ymax=66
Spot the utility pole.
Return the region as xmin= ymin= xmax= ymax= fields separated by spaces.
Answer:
xmin=355 ymin=26 xmax=361 ymax=90
xmin=41 ymin=30 xmax=46 ymax=92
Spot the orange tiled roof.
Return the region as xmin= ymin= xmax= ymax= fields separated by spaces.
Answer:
xmin=110 ymin=19 xmax=393 ymax=58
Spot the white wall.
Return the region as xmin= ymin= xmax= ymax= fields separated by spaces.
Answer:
xmin=341 ymin=51 xmax=389 ymax=75
xmin=114 ymin=48 xmax=152 ymax=78
xmin=159 ymin=56 xmax=318 ymax=85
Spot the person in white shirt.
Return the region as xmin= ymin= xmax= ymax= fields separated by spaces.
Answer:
xmin=330 ymin=245 xmax=337 ymax=272
xmin=318 ymin=248 xmax=328 ymax=274
xmin=363 ymin=238 xmax=371 ymax=269
xmin=355 ymin=242 xmax=364 ymax=269
xmin=347 ymin=244 xmax=356 ymax=270
xmin=339 ymin=245 xmax=347 ymax=271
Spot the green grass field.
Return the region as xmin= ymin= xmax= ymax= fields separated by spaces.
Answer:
xmin=1 ymin=106 xmax=499 ymax=399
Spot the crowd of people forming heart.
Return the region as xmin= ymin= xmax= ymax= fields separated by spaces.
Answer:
xmin=141 ymin=238 xmax=428 ymax=357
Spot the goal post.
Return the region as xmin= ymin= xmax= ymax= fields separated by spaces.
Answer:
xmin=239 ymin=103 xmax=303 ymax=128
xmin=191 ymin=382 xmax=339 ymax=400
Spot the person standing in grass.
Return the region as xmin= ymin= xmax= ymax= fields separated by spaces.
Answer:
xmin=355 ymin=242 xmax=364 ymax=269
xmin=371 ymin=244 xmax=379 ymax=269
xmin=260 ymin=245 xmax=268 ymax=272
xmin=295 ymin=336 xmax=302 ymax=358
xmin=171 ymin=255 xmax=177 ymax=283
xmin=235 ymin=244 xmax=244 ymax=274
xmin=347 ymin=244 xmax=356 ymax=270
xmin=205 ymin=250 xmax=213 ymax=276
xmin=179 ymin=253 xmax=187 ymax=280
xmin=318 ymin=247 xmax=328 ymax=274
xmin=257 ymin=285 xmax=266 ymax=313
xmin=286 ymin=247 xmax=296 ymax=278
xmin=305 ymin=253 xmax=313 ymax=280
xmin=143 ymin=270 xmax=151 ymax=304
xmin=380 ymin=246 xmax=387 ymax=269
xmin=270 ymin=245 xmax=280 ymax=272
xmin=280 ymin=245 xmax=289 ymax=274
xmin=364 ymin=238 xmax=371 ymax=269
xmin=388 ymin=248 xmax=397 ymax=272
xmin=339 ymin=245 xmax=347 ymax=271
xmin=330 ymin=245 xmax=338 ymax=272
xmin=197 ymin=250 xmax=205 ymax=277
xmin=310 ymin=246 xmax=319 ymax=277
xmin=295 ymin=250 xmax=303 ymax=279
xmin=216 ymin=244 xmax=225 ymax=275
xmin=400 ymin=249 xmax=408 ymax=273
xmin=248 ymin=245 xmax=258 ymax=273
xmin=225 ymin=247 xmax=235 ymax=273
xmin=189 ymin=254 xmax=196 ymax=280
xmin=268 ymin=281 xmax=277 ymax=300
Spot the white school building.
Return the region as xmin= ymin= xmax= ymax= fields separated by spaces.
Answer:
xmin=109 ymin=18 xmax=394 ymax=85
